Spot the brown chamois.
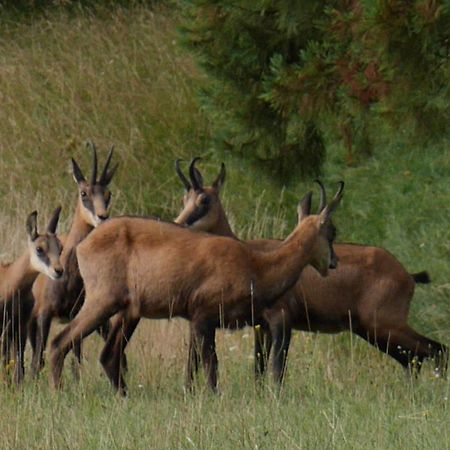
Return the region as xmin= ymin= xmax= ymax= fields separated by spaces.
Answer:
xmin=29 ymin=142 xmax=117 ymax=377
xmin=49 ymin=182 xmax=344 ymax=394
xmin=174 ymin=159 xmax=448 ymax=383
xmin=0 ymin=207 xmax=63 ymax=384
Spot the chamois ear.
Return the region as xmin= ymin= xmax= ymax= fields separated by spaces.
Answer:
xmin=26 ymin=210 xmax=39 ymax=241
xmin=320 ymin=181 xmax=344 ymax=224
xmin=47 ymin=206 xmax=62 ymax=235
xmin=212 ymin=163 xmax=226 ymax=190
xmin=297 ymin=191 xmax=313 ymax=222
xmin=71 ymin=158 xmax=86 ymax=184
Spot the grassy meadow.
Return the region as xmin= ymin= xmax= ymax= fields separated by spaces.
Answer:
xmin=0 ymin=3 xmax=449 ymax=449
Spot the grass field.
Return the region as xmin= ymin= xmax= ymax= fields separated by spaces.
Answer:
xmin=0 ymin=3 xmax=449 ymax=449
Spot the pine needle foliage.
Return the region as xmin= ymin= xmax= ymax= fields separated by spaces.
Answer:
xmin=181 ymin=0 xmax=450 ymax=177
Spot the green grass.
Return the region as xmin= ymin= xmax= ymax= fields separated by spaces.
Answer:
xmin=0 ymin=3 xmax=449 ymax=449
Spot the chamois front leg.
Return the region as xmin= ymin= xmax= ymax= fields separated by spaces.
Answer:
xmin=30 ymin=312 xmax=52 ymax=378
xmin=191 ymin=320 xmax=218 ymax=392
xmin=100 ymin=312 xmax=139 ymax=396
xmin=50 ymin=299 xmax=117 ymax=389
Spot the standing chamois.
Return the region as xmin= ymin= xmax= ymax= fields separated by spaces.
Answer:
xmin=174 ymin=159 xmax=447 ymax=383
xmin=49 ymin=182 xmax=344 ymax=394
xmin=0 ymin=207 xmax=63 ymax=384
xmin=29 ymin=142 xmax=117 ymax=377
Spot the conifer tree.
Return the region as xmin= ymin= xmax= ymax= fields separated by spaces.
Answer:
xmin=181 ymin=0 xmax=450 ymax=175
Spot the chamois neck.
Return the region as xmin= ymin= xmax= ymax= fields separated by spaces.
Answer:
xmin=254 ymin=220 xmax=318 ymax=302
xmin=214 ymin=208 xmax=237 ymax=238
xmin=0 ymin=250 xmax=37 ymax=300
xmin=63 ymin=202 xmax=94 ymax=254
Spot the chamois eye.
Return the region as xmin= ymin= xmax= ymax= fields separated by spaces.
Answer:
xmin=80 ymin=191 xmax=87 ymax=198
xmin=200 ymin=196 xmax=210 ymax=206
xmin=36 ymin=247 xmax=44 ymax=256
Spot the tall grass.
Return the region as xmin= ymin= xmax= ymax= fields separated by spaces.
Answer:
xmin=0 ymin=3 xmax=448 ymax=449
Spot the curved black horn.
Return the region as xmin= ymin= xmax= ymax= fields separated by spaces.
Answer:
xmin=100 ymin=145 xmax=114 ymax=185
xmin=175 ymin=159 xmax=191 ymax=191
xmin=189 ymin=157 xmax=203 ymax=190
xmin=314 ymin=179 xmax=327 ymax=213
xmin=212 ymin=163 xmax=226 ymax=189
xmin=47 ymin=206 xmax=62 ymax=234
xmin=86 ymin=140 xmax=98 ymax=185
xmin=321 ymin=181 xmax=345 ymax=221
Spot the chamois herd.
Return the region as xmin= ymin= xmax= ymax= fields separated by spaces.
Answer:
xmin=0 ymin=143 xmax=447 ymax=395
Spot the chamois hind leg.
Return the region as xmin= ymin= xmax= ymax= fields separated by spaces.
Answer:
xmin=30 ymin=312 xmax=52 ymax=378
xmin=100 ymin=312 xmax=139 ymax=396
xmin=254 ymin=320 xmax=272 ymax=381
xmin=357 ymin=325 xmax=448 ymax=375
xmin=398 ymin=325 xmax=448 ymax=376
xmin=50 ymin=299 xmax=118 ymax=389
xmin=191 ymin=320 xmax=218 ymax=392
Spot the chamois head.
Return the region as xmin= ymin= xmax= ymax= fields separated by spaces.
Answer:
xmin=297 ymin=181 xmax=344 ymax=277
xmin=174 ymin=157 xmax=226 ymax=231
xmin=27 ymin=207 xmax=64 ymax=280
xmin=71 ymin=141 xmax=118 ymax=228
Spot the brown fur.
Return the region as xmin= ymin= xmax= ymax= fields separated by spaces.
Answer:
xmin=28 ymin=144 xmax=116 ymax=377
xmin=0 ymin=208 xmax=63 ymax=384
xmin=49 ymin=188 xmax=342 ymax=394
xmin=174 ymin=161 xmax=447 ymax=383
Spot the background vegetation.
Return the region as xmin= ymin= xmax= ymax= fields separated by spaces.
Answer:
xmin=0 ymin=2 xmax=448 ymax=449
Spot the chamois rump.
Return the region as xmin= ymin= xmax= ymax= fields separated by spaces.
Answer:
xmin=49 ymin=182 xmax=344 ymax=394
xmin=174 ymin=159 xmax=447 ymax=383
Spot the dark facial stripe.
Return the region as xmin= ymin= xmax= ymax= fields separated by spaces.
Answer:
xmin=186 ymin=204 xmax=209 ymax=226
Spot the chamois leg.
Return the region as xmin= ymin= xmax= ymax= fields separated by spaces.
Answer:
xmin=30 ymin=313 xmax=52 ymax=378
xmin=269 ymin=314 xmax=292 ymax=385
xmin=50 ymin=300 xmax=117 ymax=389
xmin=191 ymin=321 xmax=218 ymax=392
xmin=186 ymin=326 xmax=201 ymax=392
xmin=357 ymin=325 xmax=448 ymax=375
xmin=398 ymin=326 xmax=448 ymax=376
xmin=100 ymin=312 xmax=139 ymax=396
xmin=1 ymin=319 xmax=12 ymax=370
xmin=254 ymin=321 xmax=272 ymax=381
xmin=12 ymin=313 xmax=28 ymax=385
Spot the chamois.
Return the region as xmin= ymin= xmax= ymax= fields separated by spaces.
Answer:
xmin=174 ymin=159 xmax=448 ymax=383
xmin=49 ymin=182 xmax=344 ymax=394
xmin=29 ymin=142 xmax=117 ymax=377
xmin=0 ymin=207 xmax=63 ymax=384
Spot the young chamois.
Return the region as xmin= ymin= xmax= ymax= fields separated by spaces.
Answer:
xmin=49 ymin=181 xmax=344 ymax=394
xmin=29 ymin=142 xmax=117 ymax=377
xmin=174 ymin=159 xmax=448 ymax=383
xmin=0 ymin=207 xmax=63 ymax=384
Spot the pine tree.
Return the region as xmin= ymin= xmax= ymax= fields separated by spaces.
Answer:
xmin=181 ymin=0 xmax=450 ymax=176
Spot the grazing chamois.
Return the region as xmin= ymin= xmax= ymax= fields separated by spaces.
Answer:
xmin=49 ymin=181 xmax=344 ymax=394
xmin=174 ymin=159 xmax=448 ymax=383
xmin=0 ymin=207 xmax=63 ymax=384
xmin=29 ymin=142 xmax=117 ymax=377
